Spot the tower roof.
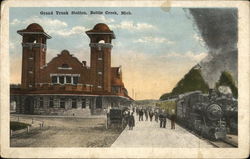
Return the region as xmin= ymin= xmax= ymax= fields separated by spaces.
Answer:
xmin=86 ymin=23 xmax=115 ymax=39
xmin=93 ymin=23 xmax=111 ymax=32
xmin=17 ymin=23 xmax=51 ymax=39
xmin=26 ymin=23 xmax=44 ymax=32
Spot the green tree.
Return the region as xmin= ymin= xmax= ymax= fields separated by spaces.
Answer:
xmin=216 ymin=71 xmax=238 ymax=98
xmin=159 ymin=92 xmax=172 ymax=100
xmin=171 ymin=68 xmax=209 ymax=95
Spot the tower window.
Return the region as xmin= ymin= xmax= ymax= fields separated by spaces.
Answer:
xmin=27 ymin=37 xmax=36 ymax=43
xmin=98 ymin=40 xmax=105 ymax=43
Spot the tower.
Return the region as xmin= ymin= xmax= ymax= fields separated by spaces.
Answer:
xmin=86 ymin=23 xmax=115 ymax=92
xmin=17 ymin=23 xmax=51 ymax=89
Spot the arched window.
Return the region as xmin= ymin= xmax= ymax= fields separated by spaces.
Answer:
xmin=27 ymin=37 xmax=37 ymax=43
xmin=98 ymin=40 xmax=105 ymax=43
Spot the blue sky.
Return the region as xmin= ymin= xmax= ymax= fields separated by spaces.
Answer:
xmin=9 ymin=7 xmax=208 ymax=99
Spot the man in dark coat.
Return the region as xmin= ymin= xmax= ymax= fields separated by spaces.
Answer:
xmin=144 ymin=109 xmax=149 ymax=121
xmin=139 ymin=109 xmax=144 ymax=121
xmin=171 ymin=113 xmax=176 ymax=129
xmin=149 ymin=111 xmax=154 ymax=121
xmin=154 ymin=109 xmax=159 ymax=122
xmin=159 ymin=110 xmax=167 ymax=128
xmin=128 ymin=112 xmax=135 ymax=130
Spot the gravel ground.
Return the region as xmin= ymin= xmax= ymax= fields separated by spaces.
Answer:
xmin=10 ymin=116 xmax=122 ymax=147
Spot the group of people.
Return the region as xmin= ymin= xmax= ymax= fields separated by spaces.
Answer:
xmin=123 ymin=106 xmax=176 ymax=130
xmin=136 ymin=107 xmax=176 ymax=129
xmin=123 ymin=110 xmax=135 ymax=130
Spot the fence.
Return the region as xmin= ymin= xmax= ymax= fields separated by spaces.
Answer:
xmin=10 ymin=115 xmax=45 ymax=137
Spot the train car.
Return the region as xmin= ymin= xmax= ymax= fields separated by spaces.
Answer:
xmin=157 ymin=90 xmax=237 ymax=140
xmin=176 ymin=91 xmax=226 ymax=140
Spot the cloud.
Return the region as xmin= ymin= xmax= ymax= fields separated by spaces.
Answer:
xmin=133 ymin=36 xmax=174 ymax=44
xmin=51 ymin=26 xmax=88 ymax=37
xmin=84 ymin=15 xmax=115 ymax=24
xmin=161 ymin=51 xmax=208 ymax=62
xmin=110 ymin=21 xmax=156 ymax=31
xmin=10 ymin=16 xmax=86 ymax=37
xmin=10 ymin=19 xmax=21 ymax=25
xmin=11 ymin=16 xmax=68 ymax=28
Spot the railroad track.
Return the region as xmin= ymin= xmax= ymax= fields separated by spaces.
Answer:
xmin=181 ymin=125 xmax=237 ymax=148
xmin=209 ymin=139 xmax=237 ymax=148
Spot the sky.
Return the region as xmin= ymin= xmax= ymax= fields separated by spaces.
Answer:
xmin=9 ymin=7 xmax=208 ymax=100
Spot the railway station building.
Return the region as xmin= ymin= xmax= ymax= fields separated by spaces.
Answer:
xmin=10 ymin=23 xmax=133 ymax=116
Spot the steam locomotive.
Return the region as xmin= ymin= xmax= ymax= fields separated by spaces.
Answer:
xmin=157 ymin=89 xmax=238 ymax=140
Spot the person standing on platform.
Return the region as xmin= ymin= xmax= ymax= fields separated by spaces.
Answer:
xmin=149 ymin=110 xmax=154 ymax=122
xmin=144 ymin=109 xmax=149 ymax=121
xmin=139 ymin=108 xmax=144 ymax=121
xmin=171 ymin=109 xmax=176 ymax=129
xmin=154 ymin=109 xmax=159 ymax=122
xmin=128 ymin=112 xmax=135 ymax=130
xmin=159 ymin=110 xmax=167 ymax=128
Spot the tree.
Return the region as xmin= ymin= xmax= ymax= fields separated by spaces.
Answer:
xmin=216 ymin=71 xmax=238 ymax=98
xmin=171 ymin=68 xmax=209 ymax=95
xmin=159 ymin=93 xmax=172 ymax=100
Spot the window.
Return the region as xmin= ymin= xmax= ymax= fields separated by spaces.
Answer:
xmin=59 ymin=76 xmax=64 ymax=84
xmin=96 ymin=97 xmax=102 ymax=108
xmin=60 ymin=98 xmax=65 ymax=108
xmin=61 ymin=63 xmax=69 ymax=68
xmin=112 ymin=86 xmax=120 ymax=93
xmin=98 ymin=40 xmax=105 ymax=43
xmin=66 ymin=76 xmax=71 ymax=84
xmin=82 ymin=99 xmax=86 ymax=108
xmin=72 ymin=99 xmax=77 ymax=108
xmin=49 ymin=97 xmax=54 ymax=108
xmin=39 ymin=97 xmax=44 ymax=108
xmin=52 ymin=76 xmax=57 ymax=84
xmin=73 ymin=76 xmax=79 ymax=85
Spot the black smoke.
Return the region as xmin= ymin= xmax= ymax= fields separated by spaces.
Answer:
xmin=188 ymin=8 xmax=238 ymax=87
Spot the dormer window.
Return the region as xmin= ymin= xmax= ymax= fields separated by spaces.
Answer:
xmin=58 ymin=63 xmax=72 ymax=70
xmin=62 ymin=63 xmax=69 ymax=68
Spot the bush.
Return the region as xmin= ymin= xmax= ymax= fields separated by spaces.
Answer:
xmin=10 ymin=121 xmax=30 ymax=131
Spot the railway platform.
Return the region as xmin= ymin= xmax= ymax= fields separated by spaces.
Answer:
xmin=111 ymin=115 xmax=215 ymax=148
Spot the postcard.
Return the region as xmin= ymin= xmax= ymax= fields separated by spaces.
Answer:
xmin=1 ymin=0 xmax=249 ymax=158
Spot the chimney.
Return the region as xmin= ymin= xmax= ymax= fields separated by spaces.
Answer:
xmin=82 ymin=61 xmax=86 ymax=66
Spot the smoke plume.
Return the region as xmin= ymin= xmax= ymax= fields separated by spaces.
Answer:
xmin=188 ymin=8 xmax=238 ymax=87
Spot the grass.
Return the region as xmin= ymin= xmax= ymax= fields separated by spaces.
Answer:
xmin=10 ymin=121 xmax=30 ymax=131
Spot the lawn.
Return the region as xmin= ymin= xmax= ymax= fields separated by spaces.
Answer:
xmin=10 ymin=121 xmax=30 ymax=131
